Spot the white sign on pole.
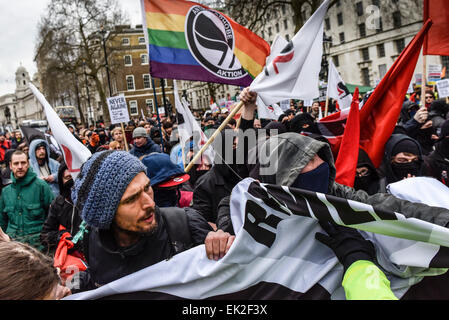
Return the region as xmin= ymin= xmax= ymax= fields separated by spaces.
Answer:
xmin=158 ymin=107 xmax=166 ymax=116
xmin=107 ymin=94 xmax=130 ymax=125
xmin=436 ymin=79 xmax=449 ymax=98
xmin=304 ymin=99 xmax=314 ymax=107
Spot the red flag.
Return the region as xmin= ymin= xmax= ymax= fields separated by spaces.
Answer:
xmin=334 ymin=88 xmax=360 ymax=187
xmin=318 ymin=19 xmax=432 ymax=168
xmin=423 ymin=0 xmax=449 ymax=55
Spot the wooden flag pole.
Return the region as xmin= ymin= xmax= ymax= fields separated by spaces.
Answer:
xmin=121 ymin=122 xmax=129 ymax=151
xmin=421 ymin=53 xmax=427 ymax=107
xmin=185 ymin=100 xmax=244 ymax=173
xmin=324 ymin=95 xmax=330 ymax=117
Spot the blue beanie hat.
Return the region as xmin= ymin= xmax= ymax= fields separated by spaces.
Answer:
xmin=72 ymin=150 xmax=147 ymax=229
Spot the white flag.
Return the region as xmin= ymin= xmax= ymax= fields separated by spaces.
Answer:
xmin=173 ymin=81 xmax=214 ymax=166
xmin=255 ymin=34 xmax=291 ymax=120
xmin=250 ymin=0 xmax=329 ymax=106
xmin=327 ymin=59 xmax=352 ymax=110
xmin=29 ymin=83 xmax=91 ymax=180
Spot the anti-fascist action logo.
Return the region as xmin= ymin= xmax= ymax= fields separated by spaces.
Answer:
xmin=185 ymin=6 xmax=247 ymax=80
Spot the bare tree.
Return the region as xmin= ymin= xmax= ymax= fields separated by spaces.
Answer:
xmin=35 ymin=0 xmax=128 ymax=125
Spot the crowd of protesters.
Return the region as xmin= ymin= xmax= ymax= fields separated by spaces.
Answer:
xmin=0 ymin=83 xmax=448 ymax=300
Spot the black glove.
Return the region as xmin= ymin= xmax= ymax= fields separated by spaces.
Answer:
xmin=315 ymin=221 xmax=376 ymax=271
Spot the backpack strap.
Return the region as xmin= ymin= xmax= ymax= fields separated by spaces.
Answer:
xmin=159 ymin=207 xmax=193 ymax=259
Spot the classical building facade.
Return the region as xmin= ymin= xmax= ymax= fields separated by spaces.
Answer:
xmin=0 ymin=66 xmax=44 ymax=131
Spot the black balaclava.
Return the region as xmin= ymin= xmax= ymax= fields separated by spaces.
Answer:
xmin=390 ymin=139 xmax=422 ymax=181
xmin=153 ymin=187 xmax=178 ymax=208
xmin=353 ymin=149 xmax=379 ymax=195
xmin=291 ymin=162 xmax=330 ymax=194
xmin=57 ymin=162 xmax=74 ymax=201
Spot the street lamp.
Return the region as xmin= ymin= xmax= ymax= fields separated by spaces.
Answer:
xmin=99 ymin=26 xmax=113 ymax=97
xmin=320 ymin=33 xmax=333 ymax=80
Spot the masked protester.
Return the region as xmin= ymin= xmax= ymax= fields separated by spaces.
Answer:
xmin=141 ymin=153 xmax=192 ymax=208
xmin=378 ymin=134 xmax=423 ymax=192
xmin=423 ymin=119 xmax=449 ymax=187
xmin=353 ymin=149 xmax=381 ymax=195
xmin=192 ymin=129 xmax=249 ymax=226
xmin=40 ymin=163 xmax=83 ymax=254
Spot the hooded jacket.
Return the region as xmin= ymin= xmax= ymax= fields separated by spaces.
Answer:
xmin=378 ymin=134 xmax=424 ymax=188
xmin=0 ymin=167 xmax=54 ymax=249
xmin=28 ymin=139 xmax=60 ymax=196
xmin=354 ymin=149 xmax=380 ymax=195
xmin=399 ymin=101 xmax=419 ymax=126
xmin=129 ymin=137 xmax=162 ymax=158
xmin=217 ymin=132 xmax=449 ymax=233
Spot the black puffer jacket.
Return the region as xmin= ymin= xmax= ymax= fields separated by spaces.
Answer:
xmin=77 ymin=206 xmax=212 ymax=292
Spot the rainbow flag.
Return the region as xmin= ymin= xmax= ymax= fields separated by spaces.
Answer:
xmin=141 ymin=0 xmax=270 ymax=86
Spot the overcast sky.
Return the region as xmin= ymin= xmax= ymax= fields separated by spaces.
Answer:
xmin=0 ymin=0 xmax=143 ymax=95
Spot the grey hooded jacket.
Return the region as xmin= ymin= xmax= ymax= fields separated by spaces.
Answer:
xmin=217 ymin=132 xmax=449 ymax=233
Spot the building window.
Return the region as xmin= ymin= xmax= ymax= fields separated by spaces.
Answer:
xmin=143 ymin=74 xmax=151 ymax=89
xmin=377 ymin=17 xmax=383 ymax=33
xmin=395 ymin=38 xmax=405 ymax=53
xmin=377 ymin=43 xmax=385 ymax=57
xmin=146 ymin=99 xmax=155 ymax=113
xmin=361 ymin=68 xmax=370 ymax=86
xmin=336 ymin=0 xmax=341 ymax=7
xmin=281 ymin=5 xmax=286 ymax=15
xmin=268 ymin=27 xmax=272 ymax=37
xmin=339 ymin=32 xmax=345 ymax=43
xmin=126 ymin=75 xmax=135 ymax=91
xmin=356 ymin=2 xmax=364 ymax=16
xmin=124 ymin=55 xmax=132 ymax=66
xmin=284 ymin=19 xmax=288 ymax=30
xmin=129 ymin=100 xmax=138 ymax=115
xmin=393 ymin=11 xmax=401 ymax=28
xmin=333 ymin=55 xmax=340 ymax=67
xmin=359 ymin=23 xmax=366 ymax=38
xmin=378 ymin=64 xmax=387 ymax=79
xmin=285 ymin=34 xmax=290 ymax=41
xmin=361 ymin=47 xmax=370 ymax=61
xmin=337 ymin=13 xmax=343 ymax=26
xmin=138 ymin=37 xmax=145 ymax=44
xmin=141 ymin=54 xmax=148 ymax=65
xmin=122 ymin=37 xmax=130 ymax=45
xmin=325 ymin=18 xmax=330 ymax=30
xmin=372 ymin=0 xmax=379 ymax=5
xmin=275 ymin=23 xmax=280 ymax=33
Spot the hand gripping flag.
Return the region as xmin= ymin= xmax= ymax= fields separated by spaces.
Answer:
xmin=29 ymin=83 xmax=92 ymax=179
xmin=327 ymin=59 xmax=352 ymax=110
xmin=250 ymin=0 xmax=329 ymax=106
xmin=141 ymin=0 xmax=270 ymax=86
xmin=67 ymin=177 xmax=449 ymax=300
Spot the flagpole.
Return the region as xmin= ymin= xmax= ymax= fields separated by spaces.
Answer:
xmin=121 ymin=122 xmax=129 ymax=151
xmin=151 ymin=78 xmax=165 ymax=152
xmin=421 ymin=51 xmax=427 ymax=107
xmin=324 ymin=95 xmax=329 ymax=117
xmin=185 ymin=100 xmax=244 ymax=173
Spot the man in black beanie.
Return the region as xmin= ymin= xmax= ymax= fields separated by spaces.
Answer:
xmin=378 ymin=134 xmax=424 ymax=191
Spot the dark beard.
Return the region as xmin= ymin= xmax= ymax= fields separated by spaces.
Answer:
xmin=111 ymin=208 xmax=159 ymax=244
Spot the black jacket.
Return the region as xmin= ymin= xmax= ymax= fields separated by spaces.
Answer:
xmin=423 ymin=141 xmax=449 ymax=186
xmin=40 ymin=195 xmax=83 ymax=253
xmin=78 ymin=206 xmax=212 ymax=291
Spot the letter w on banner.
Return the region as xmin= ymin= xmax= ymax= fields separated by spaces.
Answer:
xmin=67 ymin=177 xmax=449 ymax=300
xmin=29 ymin=83 xmax=92 ymax=179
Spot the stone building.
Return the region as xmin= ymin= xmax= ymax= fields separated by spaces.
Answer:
xmin=0 ymin=65 xmax=44 ymax=131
